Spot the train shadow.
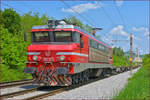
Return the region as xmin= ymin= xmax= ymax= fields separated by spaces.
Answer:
xmin=20 ymin=85 xmax=64 ymax=92
xmin=37 ymin=86 xmax=64 ymax=91
xmin=20 ymin=84 xmax=39 ymax=89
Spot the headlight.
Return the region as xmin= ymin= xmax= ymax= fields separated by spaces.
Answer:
xmin=33 ymin=56 xmax=38 ymax=61
xmin=59 ymin=56 xmax=65 ymax=61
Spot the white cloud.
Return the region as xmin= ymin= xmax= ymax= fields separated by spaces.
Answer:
xmin=132 ymin=27 xmax=149 ymax=36
xmin=109 ymin=25 xmax=141 ymax=41
xmin=115 ymin=0 xmax=124 ymax=7
xmin=62 ymin=3 xmax=102 ymax=13
xmin=110 ymin=25 xmax=129 ymax=37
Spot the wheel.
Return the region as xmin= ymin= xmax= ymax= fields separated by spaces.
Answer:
xmin=72 ymin=75 xmax=76 ymax=85
xmin=32 ymin=73 xmax=38 ymax=79
xmin=80 ymin=72 xmax=84 ymax=83
xmin=75 ymin=74 xmax=79 ymax=84
xmin=84 ymin=70 xmax=89 ymax=81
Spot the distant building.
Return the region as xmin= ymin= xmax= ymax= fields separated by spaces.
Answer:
xmin=134 ymin=57 xmax=142 ymax=63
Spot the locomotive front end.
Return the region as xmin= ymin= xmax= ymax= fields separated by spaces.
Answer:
xmin=24 ymin=20 xmax=81 ymax=86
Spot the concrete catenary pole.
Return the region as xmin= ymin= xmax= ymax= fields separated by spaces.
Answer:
xmin=136 ymin=48 xmax=138 ymax=66
xmin=129 ymin=34 xmax=133 ymax=75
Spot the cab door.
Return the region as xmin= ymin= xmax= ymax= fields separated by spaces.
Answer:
xmin=79 ymin=34 xmax=88 ymax=63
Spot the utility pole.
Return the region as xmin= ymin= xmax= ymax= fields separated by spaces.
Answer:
xmin=136 ymin=48 xmax=138 ymax=57
xmin=129 ymin=34 xmax=133 ymax=75
xmin=136 ymin=48 xmax=139 ymax=66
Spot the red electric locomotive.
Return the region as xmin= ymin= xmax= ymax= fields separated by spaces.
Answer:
xmin=24 ymin=20 xmax=113 ymax=86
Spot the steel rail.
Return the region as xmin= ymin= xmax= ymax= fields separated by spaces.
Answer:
xmin=0 ymin=79 xmax=33 ymax=89
xmin=0 ymin=79 xmax=32 ymax=84
xmin=22 ymin=88 xmax=65 ymax=100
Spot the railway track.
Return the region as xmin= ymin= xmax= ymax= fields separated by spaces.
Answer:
xmin=0 ymin=74 xmax=106 ymax=100
xmin=1 ymin=67 xmax=140 ymax=100
xmin=22 ymin=76 xmax=109 ymax=100
xmin=0 ymin=79 xmax=33 ymax=89
xmin=22 ymin=87 xmax=65 ymax=100
xmin=1 ymin=87 xmax=38 ymax=98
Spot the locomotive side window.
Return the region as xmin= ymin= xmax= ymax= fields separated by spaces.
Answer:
xmin=54 ymin=32 xmax=72 ymax=42
xmin=105 ymin=47 xmax=108 ymax=53
xmin=89 ymin=39 xmax=92 ymax=47
xmin=33 ymin=32 xmax=50 ymax=42
xmin=95 ymin=41 xmax=98 ymax=49
xmin=98 ymin=44 xmax=104 ymax=51
xmin=92 ymin=40 xmax=94 ymax=48
xmin=80 ymin=34 xmax=84 ymax=48
xmin=73 ymin=32 xmax=80 ymax=43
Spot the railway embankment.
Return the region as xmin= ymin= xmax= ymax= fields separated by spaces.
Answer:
xmin=42 ymin=68 xmax=139 ymax=99
xmin=114 ymin=54 xmax=150 ymax=100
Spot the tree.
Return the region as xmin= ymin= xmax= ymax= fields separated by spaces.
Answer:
xmin=84 ymin=24 xmax=93 ymax=34
xmin=1 ymin=26 xmax=28 ymax=69
xmin=64 ymin=16 xmax=84 ymax=29
xmin=2 ymin=8 xmax=21 ymax=34
xmin=113 ymin=47 xmax=124 ymax=56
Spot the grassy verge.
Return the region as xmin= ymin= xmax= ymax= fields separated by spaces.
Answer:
xmin=1 ymin=64 xmax=32 ymax=82
xmin=113 ymin=55 xmax=150 ymax=99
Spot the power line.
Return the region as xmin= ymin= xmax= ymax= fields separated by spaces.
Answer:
xmin=97 ymin=1 xmax=116 ymax=26
xmin=61 ymin=0 xmax=97 ymax=28
xmin=96 ymin=1 xmax=117 ymax=44
xmin=113 ymin=1 xmax=129 ymax=32
xmin=2 ymin=2 xmax=25 ymax=14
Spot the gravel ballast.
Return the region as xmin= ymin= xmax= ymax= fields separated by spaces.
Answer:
xmin=44 ymin=68 xmax=140 ymax=99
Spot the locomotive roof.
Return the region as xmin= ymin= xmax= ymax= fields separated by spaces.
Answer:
xmin=31 ymin=25 xmax=111 ymax=48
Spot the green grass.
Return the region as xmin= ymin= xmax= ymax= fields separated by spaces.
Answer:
xmin=114 ymin=55 xmax=150 ymax=100
xmin=1 ymin=64 xmax=32 ymax=82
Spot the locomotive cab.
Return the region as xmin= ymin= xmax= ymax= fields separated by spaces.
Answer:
xmin=25 ymin=20 xmax=89 ymax=86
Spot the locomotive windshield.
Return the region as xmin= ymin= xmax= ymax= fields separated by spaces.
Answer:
xmin=54 ymin=32 xmax=72 ymax=42
xmin=32 ymin=32 xmax=50 ymax=42
xmin=32 ymin=31 xmax=79 ymax=43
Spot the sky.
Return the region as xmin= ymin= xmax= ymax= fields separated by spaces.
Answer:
xmin=1 ymin=0 xmax=150 ymax=55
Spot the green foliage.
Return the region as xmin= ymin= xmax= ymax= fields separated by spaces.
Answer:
xmin=64 ymin=16 xmax=84 ymax=29
xmin=112 ymin=47 xmax=129 ymax=66
xmin=84 ymin=24 xmax=93 ymax=34
xmin=1 ymin=8 xmax=21 ymax=34
xmin=113 ymin=47 xmax=124 ymax=57
xmin=113 ymin=55 xmax=129 ymax=66
xmin=0 ymin=26 xmax=31 ymax=82
xmin=1 ymin=26 xmax=28 ymax=68
xmin=114 ymin=54 xmax=150 ymax=99
xmin=1 ymin=9 xmax=49 ymax=82
xmin=143 ymin=54 xmax=150 ymax=66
